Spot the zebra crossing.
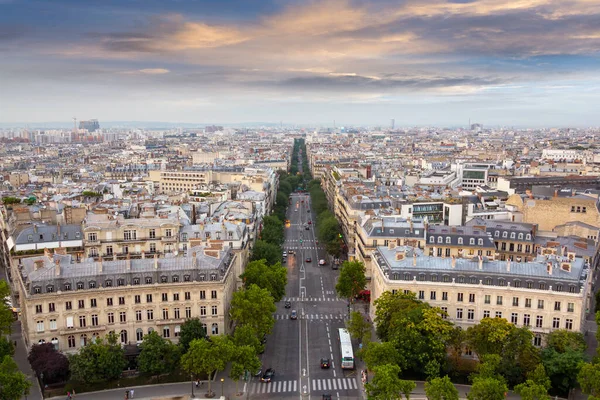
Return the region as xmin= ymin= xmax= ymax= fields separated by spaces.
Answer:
xmin=248 ymin=378 xmax=358 ymax=395
xmin=283 ymin=296 xmax=345 ymax=302
xmin=249 ymin=380 xmax=297 ymax=395
xmin=312 ymin=377 xmax=358 ymax=391
xmin=274 ymin=313 xmax=346 ymax=320
xmin=284 ymin=246 xmax=319 ymax=250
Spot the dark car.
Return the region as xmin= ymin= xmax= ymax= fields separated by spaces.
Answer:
xmin=261 ymin=368 xmax=275 ymax=383
xmin=322 ymin=395 xmax=332 ymax=400
xmin=284 ymin=301 xmax=291 ymax=309
xmin=320 ymin=358 xmax=330 ymax=369
xmin=306 ymin=257 xmax=312 ymax=262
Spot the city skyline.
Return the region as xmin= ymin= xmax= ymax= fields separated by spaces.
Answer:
xmin=1 ymin=0 xmax=600 ymax=126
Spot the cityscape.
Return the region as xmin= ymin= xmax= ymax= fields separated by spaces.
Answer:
xmin=1 ymin=2 xmax=600 ymax=400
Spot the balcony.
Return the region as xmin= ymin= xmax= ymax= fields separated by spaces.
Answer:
xmin=86 ymin=240 xmax=101 ymax=246
xmin=161 ymin=236 xmax=177 ymax=242
xmin=59 ymin=325 xmax=107 ymax=335
xmin=155 ymin=318 xmax=186 ymax=326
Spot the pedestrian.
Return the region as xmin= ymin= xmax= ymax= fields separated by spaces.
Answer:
xmin=72 ymin=389 xmax=76 ymax=397
xmin=195 ymin=380 xmax=199 ymax=388
xmin=130 ymin=389 xmax=134 ymax=399
xmin=125 ymin=390 xmax=129 ymax=400
xmin=14 ymin=340 xmax=17 ymax=348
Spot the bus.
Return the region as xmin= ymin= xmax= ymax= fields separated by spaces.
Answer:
xmin=338 ymin=328 xmax=355 ymax=369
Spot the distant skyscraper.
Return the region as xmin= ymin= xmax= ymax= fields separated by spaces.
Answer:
xmin=391 ymin=119 xmax=395 ymax=129
xmin=79 ymin=119 xmax=100 ymax=132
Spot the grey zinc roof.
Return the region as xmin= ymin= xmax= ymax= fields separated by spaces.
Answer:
xmin=426 ymin=225 xmax=496 ymax=249
xmin=362 ymin=217 xmax=426 ymax=239
xmin=375 ymin=246 xmax=587 ymax=286
xmin=14 ymin=224 xmax=83 ymax=245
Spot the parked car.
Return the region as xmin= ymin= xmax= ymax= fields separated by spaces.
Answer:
xmin=319 ymin=259 xmax=326 ymax=266
xmin=261 ymin=368 xmax=275 ymax=383
xmin=283 ymin=251 xmax=288 ymax=257
xmin=291 ymin=310 xmax=298 ymax=320
xmin=320 ymin=358 xmax=330 ymax=369
xmin=305 ymin=257 xmax=312 ymax=262
xmin=284 ymin=301 xmax=291 ymax=309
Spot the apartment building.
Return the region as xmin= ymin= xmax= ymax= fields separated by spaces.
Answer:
xmin=13 ymin=246 xmax=238 ymax=351
xmin=424 ymin=225 xmax=497 ymax=260
xmin=12 ymin=224 xmax=83 ymax=253
xmin=370 ymin=246 xmax=591 ymax=343
xmin=83 ymin=214 xmax=182 ymax=259
xmin=466 ymin=218 xmax=537 ymax=262
xmin=398 ymin=199 xmax=463 ymax=226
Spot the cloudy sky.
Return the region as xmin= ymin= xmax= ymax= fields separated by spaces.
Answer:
xmin=1 ymin=0 xmax=600 ymax=127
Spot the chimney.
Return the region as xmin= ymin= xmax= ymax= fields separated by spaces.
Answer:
xmin=33 ymin=224 xmax=38 ymax=233
xmin=413 ymin=251 xmax=417 ymax=266
xmin=57 ymin=223 xmax=61 ymax=237
xmin=478 ymin=255 xmax=483 ymax=270
xmin=388 ymin=241 xmax=396 ymax=250
xmin=54 ymin=258 xmax=61 ymax=277
xmin=154 ymin=254 xmax=159 ymax=269
xmin=44 ymin=247 xmax=52 ymax=260
xmin=547 ymin=262 xmax=553 ymax=275
xmin=192 ymin=252 xmax=197 ymax=268
xmin=141 ymin=251 xmax=145 ymax=259
xmin=506 ymin=259 xmax=511 ymax=272
xmin=451 ymin=255 xmax=456 ymax=269
xmin=554 ymin=189 xmax=558 ymax=198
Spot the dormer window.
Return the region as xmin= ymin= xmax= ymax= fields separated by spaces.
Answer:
xmin=75 ymin=232 xmax=81 ymax=238
xmin=117 ymin=278 xmax=125 ymax=287
xmin=34 ymin=286 xmax=41 ymax=294
xmin=89 ymin=281 xmax=96 ymax=289
xmin=210 ymin=274 xmax=217 ymax=281
xmin=458 ymin=238 xmax=463 ymax=245
xmin=470 ymin=238 xmax=475 ymax=245
xmin=494 ymin=231 xmax=499 ymax=237
xmin=172 ymin=275 xmax=179 ymax=283
xmin=46 ymin=285 xmax=54 ymax=293
xmin=105 ymin=280 xmax=112 ymax=287
xmin=502 ymin=231 xmax=507 ymax=238
xmin=133 ymin=278 xmax=140 ymax=285
xmin=199 ymin=274 xmax=206 ymax=281
xmin=145 ymin=277 xmax=152 ymax=284
xmin=445 ymin=237 xmax=451 ymax=244
xmin=161 ymin=276 xmax=168 ymax=283
xmin=518 ymin=233 xmax=523 ymax=240
xmin=205 ymin=232 xmax=211 ymax=239
xmin=228 ymin=231 xmax=233 ymax=239
xmin=510 ymin=232 xmax=516 ymax=239
xmin=77 ymin=282 xmax=84 ymax=290
xmin=429 ymin=236 xmax=435 ymax=243
xmin=184 ymin=275 xmax=191 ymax=282
xmin=478 ymin=239 xmax=483 ymax=246
xmin=526 ymin=234 xmax=531 ymax=240
xmin=389 ymin=229 xmax=394 ymax=234
xmin=437 ymin=236 xmax=443 ymax=243
xmin=64 ymin=283 xmax=72 ymax=291
xmin=28 ymin=234 xmax=33 ymax=242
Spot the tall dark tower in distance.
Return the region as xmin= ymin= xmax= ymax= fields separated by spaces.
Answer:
xmin=391 ymin=119 xmax=395 ymax=129
xmin=79 ymin=119 xmax=100 ymax=132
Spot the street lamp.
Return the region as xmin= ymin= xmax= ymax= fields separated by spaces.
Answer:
xmin=191 ymin=374 xmax=195 ymax=398
xmin=220 ymin=378 xmax=225 ymax=397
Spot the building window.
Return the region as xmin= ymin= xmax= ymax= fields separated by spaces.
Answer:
xmin=470 ymin=238 xmax=475 ymax=245
xmin=161 ymin=276 xmax=168 ymax=283
xmin=538 ymin=300 xmax=544 ymax=309
xmin=513 ymin=280 xmax=521 ymax=288
xmin=539 ymin=283 xmax=546 ymax=290
xmin=174 ymin=308 xmax=180 ymax=319
xmin=511 ymin=313 xmax=518 ymax=324
xmin=105 ymin=280 xmax=112 ymax=287
xmin=91 ymin=314 xmax=98 ymax=326
xmin=458 ymin=237 xmax=463 ymax=245
xmin=119 ymin=297 xmax=125 ymax=305
xmin=496 ymin=296 xmax=503 ymax=305
xmin=108 ymin=313 xmax=115 ymax=324
xmin=136 ymin=310 xmax=142 ymax=321
xmin=163 ymin=308 xmax=169 ymax=320
xmin=120 ymin=330 xmax=128 ymax=343
xmin=147 ymin=310 xmax=154 ymax=320
xmin=430 ymin=236 xmax=435 ymax=243
xmin=552 ymin=318 xmax=560 ymax=329
xmin=456 ymin=309 xmax=463 ymax=319
xmin=200 ymin=306 xmax=206 ymax=316
xmin=78 ymin=300 xmax=85 ymax=309
xmin=65 ymin=301 xmax=72 ymax=310
xmin=440 ymin=307 xmax=448 ymax=319
xmin=495 ymin=311 xmax=502 ymax=318
xmin=211 ymin=290 xmax=218 ymax=299
xmin=467 ymin=309 xmax=474 ymax=321
xmin=565 ymin=319 xmax=573 ymax=330
xmin=534 ymin=335 xmax=542 ymax=347
xmin=119 ymin=312 xmax=126 ymax=323
xmin=512 ymin=297 xmax=519 ymax=307
xmin=107 ymin=298 xmax=113 ymax=306
xmin=149 ymin=229 xmax=156 ymax=239
xmin=184 ymin=275 xmax=191 ymax=282
xmin=498 ymin=279 xmax=506 ymax=287
xmin=483 ymin=310 xmax=490 ymax=318
xmin=165 ymin=229 xmax=172 ymax=238
xmin=211 ymin=305 xmax=218 ymax=316
xmin=173 ymin=293 xmax=179 ymax=301
xmin=200 ymin=291 xmax=206 ymax=300
xmin=68 ymin=335 xmax=75 ymax=348
xmin=554 ymin=301 xmax=561 ymax=311
xmin=524 ymin=314 xmax=531 ymax=326
xmin=163 ymin=327 xmax=170 ymax=338
xmin=88 ymin=232 xmax=97 ymax=241
xmin=133 ymin=278 xmax=140 ymax=285
xmin=212 ymin=323 xmax=219 ymax=335
xmin=64 ymin=283 xmax=72 ymax=291
xmin=147 ymin=294 xmax=153 ymax=303
xmin=418 ymin=290 xmax=425 ymax=300
xmin=443 ymin=275 xmax=450 ymax=283
xmin=135 ymin=295 xmax=141 ymax=304
xmin=145 ymin=277 xmax=152 ymax=284
xmin=162 ymin=293 xmax=168 ymax=302
xmin=35 ymin=305 xmax=43 ymax=313
xmin=136 ymin=328 xmax=144 ymax=342
xmin=106 ymin=246 xmax=113 ymax=256
xmin=457 ymin=293 xmax=464 ymax=302
xmin=185 ymin=307 xmax=192 ymax=318
xmin=567 ymin=303 xmax=574 ymax=312
xmin=36 ymin=321 xmax=44 ymax=332
xmin=442 ymin=292 xmax=448 ymax=301
xmin=430 ymin=291 xmax=436 ymax=300
xmin=90 ymin=299 xmax=97 ymax=308
xmin=468 ymin=293 xmax=475 ymax=303
xmin=536 ymin=316 xmax=543 ymax=328
xmin=484 ymin=295 xmax=490 ymax=304
xmin=185 ymin=292 xmax=191 ymax=300
xmin=525 ymin=298 xmax=532 ymax=308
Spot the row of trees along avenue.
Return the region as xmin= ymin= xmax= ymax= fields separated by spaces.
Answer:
xmin=1 ymin=280 xmax=32 ymax=400
xmin=337 ymin=265 xmax=600 ymax=400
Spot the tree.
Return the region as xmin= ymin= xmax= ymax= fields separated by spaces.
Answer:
xmin=0 ymin=356 xmax=32 ymax=400
xmin=399 ymin=379 xmax=417 ymax=400
xmin=230 ymin=345 xmax=261 ymax=395
xmin=467 ymin=377 xmax=508 ymax=400
xmin=232 ymin=324 xmax=262 ymax=354
xmin=0 ymin=336 xmax=14 ymax=360
xmin=347 ymin=311 xmax=371 ymax=344
xmin=514 ymin=365 xmax=551 ymax=400
xmin=260 ymin=216 xmax=284 ymax=246
xmin=137 ymin=331 xmax=180 ymax=378
xmin=240 ymin=259 xmax=287 ymax=302
xmin=336 ymin=260 xmax=367 ymax=301
xmin=0 ymin=280 xmax=14 ymax=334
xmin=361 ymin=341 xmax=400 ymax=371
xmin=69 ymin=332 xmax=126 ymax=383
xmin=425 ymin=376 xmax=459 ymax=400
xmin=546 ymin=330 xmax=586 ymax=353
xmin=181 ymin=336 xmax=236 ymax=397
xmin=178 ymin=318 xmax=207 ymax=352
xmin=578 ymin=362 xmax=600 ymax=399
xmin=250 ymin=240 xmax=281 ymax=266
xmin=541 ymin=347 xmax=585 ymax=395
xmin=365 ymin=363 xmax=404 ymax=400
xmin=27 ymin=343 xmax=70 ymax=384
xmin=1 ymin=197 xmax=21 ymax=205
xmin=230 ymin=284 xmax=276 ymax=342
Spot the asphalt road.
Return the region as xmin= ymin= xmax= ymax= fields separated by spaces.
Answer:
xmin=247 ymin=193 xmax=359 ymax=400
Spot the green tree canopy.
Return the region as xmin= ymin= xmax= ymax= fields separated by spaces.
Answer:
xmin=230 ymin=284 xmax=276 ymax=341
xmin=541 ymin=347 xmax=585 ymax=395
xmin=467 ymin=377 xmax=508 ymax=400
xmin=365 ymin=363 xmax=405 ymax=400
xmin=425 ymin=376 xmax=459 ymax=400
xmin=260 ymin=215 xmax=284 ymax=246
xmin=346 ymin=311 xmax=371 ymax=345
xmin=0 ymin=280 xmax=14 ymax=334
xmin=232 ymin=325 xmax=262 ymax=354
xmin=178 ymin=318 xmax=207 ymax=352
xmin=577 ymin=362 xmax=600 ymax=399
xmin=514 ymin=364 xmax=551 ymax=400
xmin=250 ymin=240 xmax=282 ymax=266
xmin=68 ymin=332 xmax=126 ymax=383
xmin=181 ymin=336 xmax=236 ymax=396
xmin=0 ymin=337 xmax=14 ymax=360
xmin=240 ymin=259 xmax=287 ymax=302
xmin=361 ymin=341 xmax=400 ymax=371
xmin=1 ymin=197 xmax=21 ymax=205
xmin=229 ymin=345 xmax=261 ymax=395
xmin=0 ymin=356 xmax=31 ymax=400
xmin=137 ymin=331 xmax=181 ymax=378
xmin=545 ymin=330 xmax=586 ymax=353
xmin=336 ymin=260 xmax=367 ymax=300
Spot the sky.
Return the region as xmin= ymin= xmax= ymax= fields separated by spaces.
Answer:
xmin=1 ymin=0 xmax=600 ymax=127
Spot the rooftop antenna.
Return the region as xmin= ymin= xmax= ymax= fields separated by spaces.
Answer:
xmin=73 ymin=117 xmax=77 ymax=132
